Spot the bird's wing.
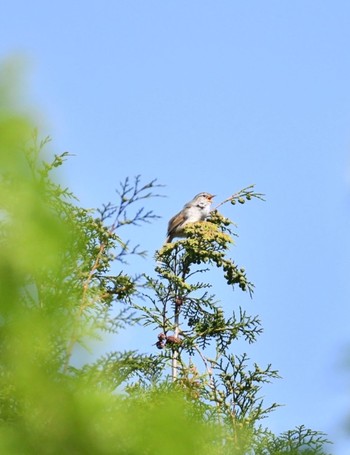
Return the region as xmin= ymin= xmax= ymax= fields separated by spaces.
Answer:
xmin=166 ymin=210 xmax=187 ymax=239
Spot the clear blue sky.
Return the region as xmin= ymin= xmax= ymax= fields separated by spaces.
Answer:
xmin=1 ymin=1 xmax=350 ymax=453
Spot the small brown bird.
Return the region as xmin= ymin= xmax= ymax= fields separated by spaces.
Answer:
xmin=165 ymin=192 xmax=215 ymax=243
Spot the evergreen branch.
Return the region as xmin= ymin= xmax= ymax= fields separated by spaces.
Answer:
xmin=214 ymin=184 xmax=265 ymax=210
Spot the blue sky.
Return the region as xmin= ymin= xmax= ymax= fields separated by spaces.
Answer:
xmin=1 ymin=1 xmax=350 ymax=453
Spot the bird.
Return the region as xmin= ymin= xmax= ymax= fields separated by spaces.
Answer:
xmin=165 ymin=192 xmax=215 ymax=243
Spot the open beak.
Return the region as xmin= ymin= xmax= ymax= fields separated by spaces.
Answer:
xmin=208 ymin=194 xmax=216 ymax=201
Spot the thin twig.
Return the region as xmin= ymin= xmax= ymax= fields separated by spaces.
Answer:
xmin=214 ymin=184 xmax=265 ymax=211
xmin=192 ymin=344 xmax=213 ymax=383
xmin=171 ymin=302 xmax=180 ymax=381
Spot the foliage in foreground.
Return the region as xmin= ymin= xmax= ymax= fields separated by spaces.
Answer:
xmin=0 ymin=65 xmax=331 ymax=454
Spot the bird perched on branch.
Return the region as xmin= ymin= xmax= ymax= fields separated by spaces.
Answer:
xmin=165 ymin=192 xmax=215 ymax=243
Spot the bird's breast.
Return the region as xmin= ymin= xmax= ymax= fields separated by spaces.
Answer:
xmin=185 ymin=205 xmax=210 ymax=222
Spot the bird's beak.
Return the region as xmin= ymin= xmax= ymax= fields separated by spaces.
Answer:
xmin=208 ymin=194 xmax=216 ymax=200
